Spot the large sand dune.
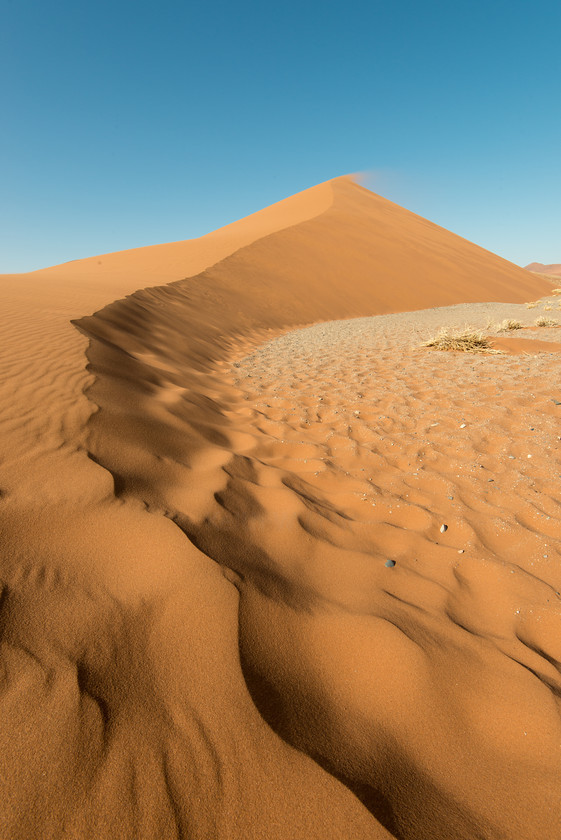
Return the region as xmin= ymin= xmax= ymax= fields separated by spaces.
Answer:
xmin=0 ymin=177 xmax=559 ymax=839
xmin=525 ymin=262 xmax=561 ymax=276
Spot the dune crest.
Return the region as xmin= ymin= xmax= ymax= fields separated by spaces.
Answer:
xmin=0 ymin=177 xmax=334 ymax=498
xmin=525 ymin=261 xmax=561 ymax=276
xmin=1 ymin=177 xmax=559 ymax=839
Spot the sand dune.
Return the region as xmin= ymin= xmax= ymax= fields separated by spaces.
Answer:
xmin=525 ymin=262 xmax=561 ymax=276
xmin=1 ymin=177 xmax=559 ymax=839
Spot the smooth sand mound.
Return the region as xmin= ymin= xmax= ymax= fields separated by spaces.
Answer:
xmin=525 ymin=262 xmax=561 ymax=276
xmin=491 ymin=335 xmax=561 ymax=354
xmin=1 ymin=177 xmax=559 ymax=840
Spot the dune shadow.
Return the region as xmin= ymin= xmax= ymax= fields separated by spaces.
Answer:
xmin=240 ymin=656 xmax=402 ymax=839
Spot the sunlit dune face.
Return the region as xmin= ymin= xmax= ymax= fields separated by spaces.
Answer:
xmin=0 ymin=179 xmax=559 ymax=840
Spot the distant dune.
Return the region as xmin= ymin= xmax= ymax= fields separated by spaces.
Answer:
xmin=525 ymin=261 xmax=561 ymax=276
xmin=1 ymin=177 xmax=559 ymax=840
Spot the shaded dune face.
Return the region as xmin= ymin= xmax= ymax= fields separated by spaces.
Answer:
xmin=73 ymin=181 xmax=561 ymax=839
xmin=0 ymin=178 xmax=386 ymax=840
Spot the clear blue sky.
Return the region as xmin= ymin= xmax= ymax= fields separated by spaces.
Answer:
xmin=1 ymin=0 xmax=560 ymax=272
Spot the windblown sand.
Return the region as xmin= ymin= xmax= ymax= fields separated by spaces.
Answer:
xmin=0 ymin=178 xmax=560 ymax=839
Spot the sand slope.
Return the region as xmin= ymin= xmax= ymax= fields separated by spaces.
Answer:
xmin=1 ymin=177 xmax=559 ymax=840
xmin=525 ymin=262 xmax=561 ymax=276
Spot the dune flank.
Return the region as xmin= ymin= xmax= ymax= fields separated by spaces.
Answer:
xmin=0 ymin=177 xmax=559 ymax=839
xmin=525 ymin=262 xmax=561 ymax=276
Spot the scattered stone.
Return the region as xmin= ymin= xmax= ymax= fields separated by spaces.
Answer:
xmin=385 ymin=559 xmax=396 ymax=568
xmin=440 ymin=524 xmax=448 ymax=533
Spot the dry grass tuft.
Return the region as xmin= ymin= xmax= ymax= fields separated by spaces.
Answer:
xmin=497 ymin=319 xmax=523 ymax=331
xmin=552 ymin=288 xmax=561 ymax=295
xmin=422 ymin=328 xmax=501 ymax=354
xmin=526 ymin=301 xmax=540 ymax=309
xmin=535 ymin=316 xmax=559 ymax=327
xmin=544 ymin=305 xmax=553 ymax=311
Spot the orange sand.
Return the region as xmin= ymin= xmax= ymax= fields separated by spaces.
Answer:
xmin=525 ymin=262 xmax=561 ymax=276
xmin=0 ymin=177 xmax=559 ymax=839
xmin=490 ymin=335 xmax=561 ymax=354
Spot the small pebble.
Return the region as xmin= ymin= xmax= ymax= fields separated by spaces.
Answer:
xmin=385 ymin=559 xmax=396 ymax=568
xmin=440 ymin=524 xmax=448 ymax=533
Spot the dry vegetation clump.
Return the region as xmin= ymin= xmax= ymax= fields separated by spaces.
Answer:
xmin=551 ymin=288 xmax=561 ymax=295
xmin=422 ymin=328 xmax=501 ymax=353
xmin=526 ymin=301 xmax=540 ymax=308
xmin=535 ymin=316 xmax=559 ymax=327
xmin=544 ymin=305 xmax=553 ymax=311
xmin=497 ymin=319 xmax=523 ymax=331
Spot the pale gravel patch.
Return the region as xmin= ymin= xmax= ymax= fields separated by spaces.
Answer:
xmin=232 ymin=299 xmax=561 ymax=389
